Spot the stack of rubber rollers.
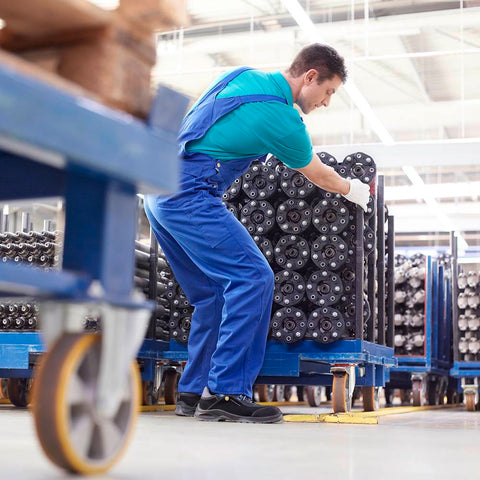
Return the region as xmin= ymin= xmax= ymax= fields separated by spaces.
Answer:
xmin=223 ymin=151 xmax=377 ymax=344
xmin=457 ymin=269 xmax=480 ymax=361
xmin=393 ymin=253 xmax=426 ymax=355
xmin=134 ymin=240 xmax=194 ymax=344
xmin=0 ymin=229 xmax=60 ymax=331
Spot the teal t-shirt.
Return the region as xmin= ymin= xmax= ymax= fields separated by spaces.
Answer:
xmin=186 ymin=69 xmax=313 ymax=169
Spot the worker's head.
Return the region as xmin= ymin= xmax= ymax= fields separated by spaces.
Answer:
xmin=287 ymin=44 xmax=347 ymax=114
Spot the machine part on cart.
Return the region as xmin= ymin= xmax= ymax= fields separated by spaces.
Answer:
xmin=222 ymin=177 xmax=243 ymax=202
xmin=331 ymin=365 xmax=356 ymax=413
xmin=311 ymin=195 xmax=349 ymax=234
xmin=274 ymin=235 xmax=310 ymax=270
xmin=363 ymin=226 xmax=375 ymax=256
xmin=270 ymin=307 xmax=307 ymax=342
xmin=256 ymin=384 xmax=275 ymax=402
xmin=32 ymin=334 xmax=140 ymax=475
xmin=7 ymin=377 xmax=32 ymax=408
xmin=169 ymin=309 xmax=192 ymax=344
xmin=243 ymin=162 xmax=278 ymax=199
xmin=362 ymin=386 xmax=379 ymax=412
xmin=307 ymin=307 xmax=345 ymax=343
xmin=273 ymin=271 xmax=306 ymax=307
xmin=163 ymin=369 xmax=180 ymax=405
xmin=306 ymin=385 xmax=323 ymax=407
xmin=253 ymin=235 xmax=274 ymax=264
xmin=241 ymin=200 xmax=276 ymax=235
xmin=338 ymin=153 xmax=377 ymax=185
xmin=276 ymin=198 xmax=312 ymax=234
xmin=317 ymin=151 xmax=337 ymax=167
xmin=224 ymin=202 xmax=239 ymax=219
xmin=277 ymin=164 xmax=316 ymax=198
xmin=461 ymin=378 xmax=479 ymax=412
xmin=306 ymin=271 xmax=343 ymax=307
xmin=310 ymin=234 xmax=347 ymax=270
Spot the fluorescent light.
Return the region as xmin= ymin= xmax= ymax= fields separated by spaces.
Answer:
xmin=281 ymin=0 xmax=395 ymax=145
xmin=385 ymin=182 xmax=480 ymax=202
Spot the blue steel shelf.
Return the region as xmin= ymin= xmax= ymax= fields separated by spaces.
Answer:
xmin=450 ymin=362 xmax=480 ymax=378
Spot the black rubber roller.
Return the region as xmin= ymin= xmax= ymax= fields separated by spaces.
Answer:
xmin=270 ymin=307 xmax=307 ymax=343
xmin=276 ymin=198 xmax=312 ymax=234
xmin=273 ymin=270 xmax=306 ymax=306
xmin=276 ymin=164 xmax=316 ymax=198
xmin=307 ymin=307 xmax=345 ymax=343
xmin=222 ymin=177 xmax=243 ymax=202
xmin=312 ymin=194 xmax=349 ymax=234
xmin=317 ymin=151 xmax=337 ymax=167
xmin=253 ymin=235 xmax=274 ymax=264
xmin=274 ymin=235 xmax=310 ymax=270
xmin=306 ymin=271 xmax=343 ymax=307
xmin=337 ymin=152 xmax=376 ymax=184
xmin=242 ymin=162 xmax=278 ymax=200
xmin=310 ymin=234 xmax=348 ymax=270
xmin=240 ymin=200 xmax=275 ymax=235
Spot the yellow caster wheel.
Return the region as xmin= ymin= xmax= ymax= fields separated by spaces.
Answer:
xmin=7 ymin=378 xmax=32 ymax=407
xmin=163 ymin=369 xmax=180 ymax=405
xmin=332 ymin=373 xmax=348 ymax=413
xmin=465 ymin=392 xmax=477 ymax=412
xmin=32 ymin=333 xmax=140 ymax=475
xmin=361 ymin=386 xmax=378 ymax=412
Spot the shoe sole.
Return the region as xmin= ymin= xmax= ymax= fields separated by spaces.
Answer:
xmin=194 ymin=408 xmax=283 ymax=424
xmin=174 ymin=402 xmax=198 ymax=417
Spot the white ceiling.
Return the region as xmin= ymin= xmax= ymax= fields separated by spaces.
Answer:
xmin=101 ymin=1 xmax=480 ymax=247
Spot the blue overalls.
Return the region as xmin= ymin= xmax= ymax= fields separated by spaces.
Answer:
xmin=144 ymin=67 xmax=287 ymax=397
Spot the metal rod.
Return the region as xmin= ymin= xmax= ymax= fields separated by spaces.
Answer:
xmin=386 ymin=215 xmax=395 ymax=348
xmin=451 ymin=231 xmax=459 ymax=363
xmin=21 ymin=212 xmax=30 ymax=233
xmin=355 ymin=207 xmax=365 ymax=340
xmin=376 ymin=175 xmax=386 ymax=345
xmin=148 ymin=228 xmax=159 ymax=339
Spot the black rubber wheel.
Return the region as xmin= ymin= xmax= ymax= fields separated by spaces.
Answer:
xmin=325 ymin=386 xmax=332 ymax=401
xmin=384 ymin=386 xmax=394 ymax=406
xmin=296 ymin=386 xmax=305 ymax=402
xmin=306 ymin=386 xmax=322 ymax=407
xmin=273 ymin=385 xmax=285 ymax=402
xmin=142 ymin=381 xmax=160 ymax=406
xmin=7 ymin=378 xmax=32 ymax=408
xmin=0 ymin=378 xmax=8 ymax=399
xmin=400 ymin=389 xmax=411 ymax=405
xmin=256 ymin=384 xmax=275 ymax=402
xmin=283 ymin=386 xmax=293 ymax=402
xmin=163 ymin=369 xmax=180 ymax=405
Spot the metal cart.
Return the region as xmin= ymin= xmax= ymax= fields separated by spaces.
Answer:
xmin=386 ymin=255 xmax=456 ymax=406
xmin=138 ymin=175 xmax=397 ymax=413
xmin=450 ymin=233 xmax=480 ymax=411
xmin=0 ymin=61 xmax=187 ymax=474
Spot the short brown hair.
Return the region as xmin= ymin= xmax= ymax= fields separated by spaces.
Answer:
xmin=288 ymin=44 xmax=347 ymax=84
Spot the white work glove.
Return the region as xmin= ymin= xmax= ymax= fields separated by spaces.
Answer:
xmin=343 ymin=179 xmax=370 ymax=212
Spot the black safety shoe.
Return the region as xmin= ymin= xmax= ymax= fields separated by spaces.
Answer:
xmin=175 ymin=392 xmax=201 ymax=417
xmin=194 ymin=387 xmax=283 ymax=423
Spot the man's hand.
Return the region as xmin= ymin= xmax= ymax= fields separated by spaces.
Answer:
xmin=343 ymin=179 xmax=370 ymax=212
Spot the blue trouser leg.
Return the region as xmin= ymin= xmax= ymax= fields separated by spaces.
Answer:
xmin=145 ymin=197 xmax=224 ymax=395
xmin=147 ymin=191 xmax=274 ymax=397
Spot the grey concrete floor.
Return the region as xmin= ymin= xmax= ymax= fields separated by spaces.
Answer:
xmin=1 ymin=403 xmax=479 ymax=480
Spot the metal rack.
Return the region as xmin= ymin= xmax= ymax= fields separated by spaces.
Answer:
xmin=386 ymin=255 xmax=456 ymax=406
xmin=0 ymin=61 xmax=187 ymax=474
xmin=450 ymin=233 xmax=480 ymax=411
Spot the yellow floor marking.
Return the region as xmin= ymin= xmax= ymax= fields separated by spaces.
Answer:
xmin=140 ymin=404 xmax=176 ymax=412
xmin=283 ymin=404 xmax=461 ymax=425
xmin=0 ymin=399 xmax=10 ymax=405
xmin=259 ymin=401 xmax=308 ymax=407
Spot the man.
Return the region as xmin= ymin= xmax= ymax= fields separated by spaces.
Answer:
xmin=145 ymin=44 xmax=369 ymax=423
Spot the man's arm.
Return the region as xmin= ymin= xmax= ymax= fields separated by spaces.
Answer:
xmin=294 ymin=154 xmax=370 ymax=211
